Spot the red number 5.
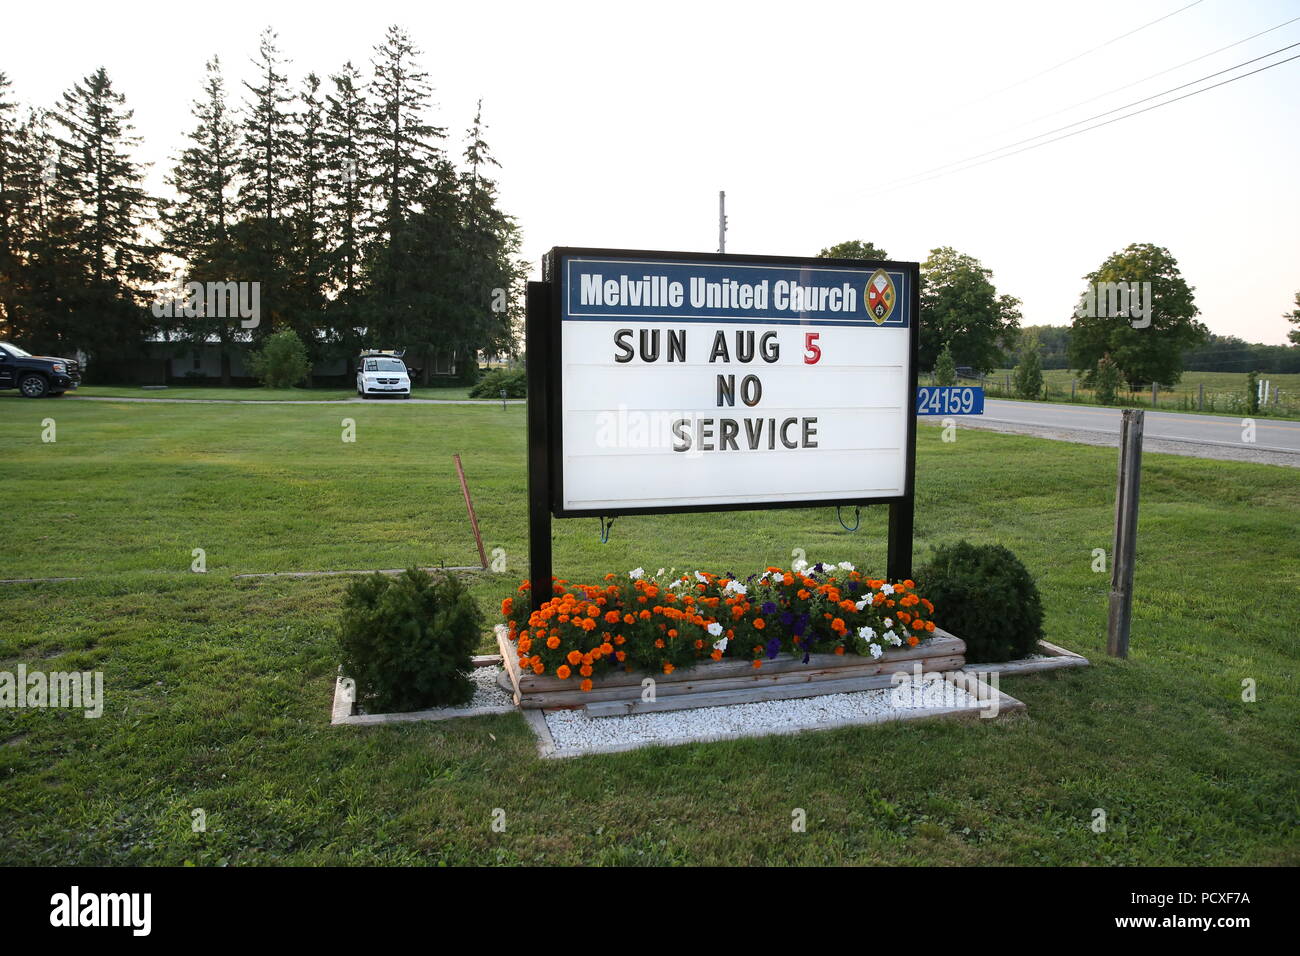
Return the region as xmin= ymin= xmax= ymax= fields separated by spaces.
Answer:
xmin=803 ymin=332 xmax=821 ymax=364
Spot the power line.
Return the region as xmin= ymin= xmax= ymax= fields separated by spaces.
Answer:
xmin=867 ymin=46 xmax=1300 ymax=197
xmin=954 ymin=0 xmax=1207 ymax=109
xmin=991 ymin=14 xmax=1300 ymax=137
xmin=877 ymin=40 xmax=1300 ymax=193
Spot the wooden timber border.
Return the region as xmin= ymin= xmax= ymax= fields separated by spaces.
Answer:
xmin=494 ymin=624 xmax=969 ymax=717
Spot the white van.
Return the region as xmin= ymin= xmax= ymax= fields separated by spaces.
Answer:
xmin=356 ymin=351 xmax=412 ymax=399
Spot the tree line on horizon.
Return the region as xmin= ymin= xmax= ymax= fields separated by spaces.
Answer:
xmin=819 ymin=238 xmax=1299 ymax=385
xmin=0 ymin=25 xmax=526 ymax=384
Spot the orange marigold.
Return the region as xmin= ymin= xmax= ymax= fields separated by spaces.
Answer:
xmin=556 ymin=664 xmax=572 ymax=679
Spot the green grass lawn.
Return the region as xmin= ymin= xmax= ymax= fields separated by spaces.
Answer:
xmin=0 ymin=400 xmax=1296 ymax=865
xmin=69 ymin=384 xmax=477 ymax=401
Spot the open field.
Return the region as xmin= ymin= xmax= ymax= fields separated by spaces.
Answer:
xmin=1 ymin=400 xmax=1296 ymax=865
xmin=983 ymin=369 xmax=1300 ymax=418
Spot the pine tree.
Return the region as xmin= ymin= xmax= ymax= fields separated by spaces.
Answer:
xmin=361 ymin=25 xmax=447 ymax=364
xmin=5 ymin=107 xmax=80 ymax=350
xmin=368 ymin=25 xmax=443 ymax=242
xmin=236 ymin=28 xmax=296 ymax=341
xmin=1013 ymin=331 xmax=1044 ymax=399
xmin=1094 ymin=353 xmax=1122 ymax=406
xmin=323 ymin=62 xmax=371 ymax=302
xmin=0 ymin=72 xmax=21 ymax=334
xmin=284 ymin=71 xmax=329 ymax=372
xmin=455 ymin=100 xmax=523 ymax=376
xmin=321 ymin=62 xmax=372 ymax=371
xmin=164 ymin=56 xmax=241 ymax=383
xmin=933 ymin=341 xmax=957 ymax=385
xmin=52 ymin=67 xmax=160 ymax=368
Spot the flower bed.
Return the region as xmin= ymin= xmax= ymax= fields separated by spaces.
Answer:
xmin=501 ymin=562 xmax=939 ymax=693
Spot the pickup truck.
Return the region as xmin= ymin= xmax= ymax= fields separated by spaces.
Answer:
xmin=0 ymin=341 xmax=81 ymax=397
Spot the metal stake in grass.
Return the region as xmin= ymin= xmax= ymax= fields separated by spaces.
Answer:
xmin=1107 ymin=409 xmax=1143 ymax=658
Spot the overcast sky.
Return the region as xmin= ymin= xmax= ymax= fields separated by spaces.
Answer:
xmin=3 ymin=0 xmax=1298 ymax=343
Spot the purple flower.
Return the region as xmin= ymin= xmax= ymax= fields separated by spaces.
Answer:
xmin=761 ymin=601 xmax=777 ymax=616
xmin=765 ymin=637 xmax=782 ymax=660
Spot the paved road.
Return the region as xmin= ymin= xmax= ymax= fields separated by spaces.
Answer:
xmin=41 ymin=393 xmax=1300 ymax=455
xmin=973 ymin=399 xmax=1300 ymax=455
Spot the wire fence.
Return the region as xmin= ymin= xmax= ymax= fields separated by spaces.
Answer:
xmin=939 ymin=371 xmax=1300 ymax=420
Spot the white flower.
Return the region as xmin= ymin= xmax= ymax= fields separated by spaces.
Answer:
xmin=880 ymin=583 xmax=895 ymax=596
xmin=884 ymin=630 xmax=901 ymax=646
xmin=712 ymin=636 xmax=729 ymax=652
xmin=857 ymin=625 xmax=876 ymax=642
xmin=855 ymin=593 xmax=874 ymax=611
xmin=629 ymin=567 xmax=644 ymax=580
xmin=695 ymin=571 xmax=708 ymax=583
xmin=883 ymin=617 xmax=893 ymax=629
xmin=869 ymin=642 xmax=883 ymax=659
xmin=724 ymin=580 xmax=747 ymax=597
xmin=838 ymin=561 xmax=855 ymax=572
xmin=792 ymin=558 xmax=808 ymax=572
xmin=656 ymin=568 xmax=665 ymax=578
xmin=668 ymin=577 xmax=684 ymax=589
xmin=707 ymin=622 xmax=723 ymax=637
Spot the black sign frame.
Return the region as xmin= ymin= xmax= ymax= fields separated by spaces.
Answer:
xmin=526 ymin=246 xmax=920 ymax=609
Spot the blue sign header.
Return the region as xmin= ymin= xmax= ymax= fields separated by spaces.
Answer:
xmin=562 ymin=255 xmax=909 ymax=328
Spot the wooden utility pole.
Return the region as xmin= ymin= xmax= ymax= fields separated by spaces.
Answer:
xmin=1107 ymin=409 xmax=1144 ymax=658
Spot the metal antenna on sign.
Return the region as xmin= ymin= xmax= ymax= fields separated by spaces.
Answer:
xmin=599 ymin=515 xmax=617 ymax=544
xmin=837 ymin=505 xmax=862 ymax=532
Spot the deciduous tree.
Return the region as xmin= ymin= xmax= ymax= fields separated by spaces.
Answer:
xmin=919 ymin=246 xmax=1020 ymax=374
xmin=1068 ymin=242 xmax=1205 ymax=389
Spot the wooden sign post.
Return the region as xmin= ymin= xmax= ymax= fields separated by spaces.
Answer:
xmin=1107 ymin=409 xmax=1144 ymax=658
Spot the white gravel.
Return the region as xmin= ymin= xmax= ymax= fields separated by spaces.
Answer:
xmin=354 ymin=665 xmax=513 ymax=715
xmin=543 ymin=676 xmax=985 ymax=755
xmin=464 ymin=666 xmax=515 ymax=710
